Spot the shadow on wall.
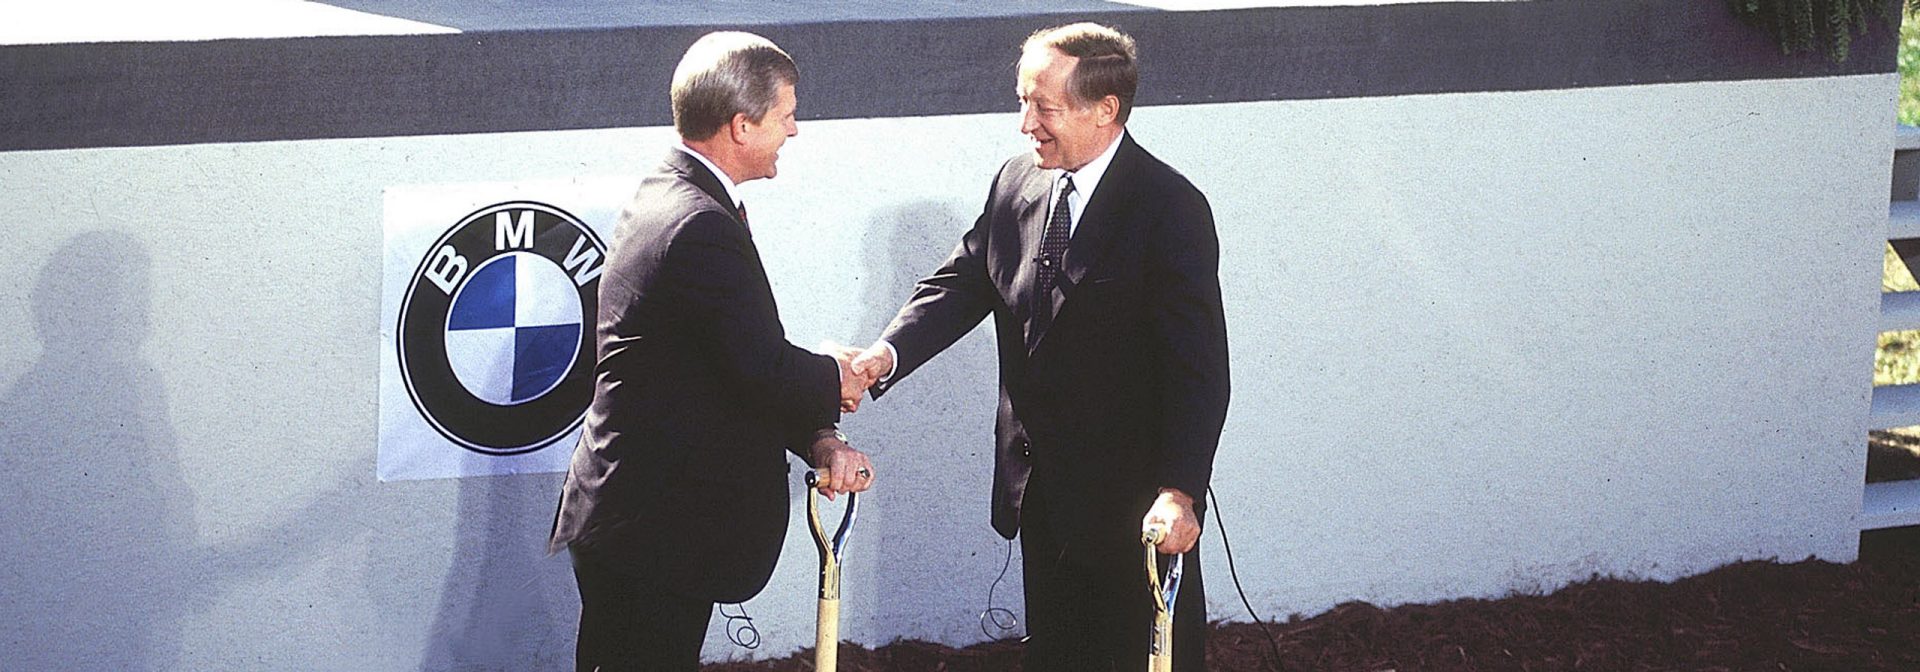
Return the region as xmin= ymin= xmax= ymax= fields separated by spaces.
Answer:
xmin=408 ymin=206 xmax=1009 ymax=667
xmin=836 ymin=201 xmax=1018 ymax=642
xmin=0 ymin=233 xmax=399 ymax=669
xmin=0 ymin=232 xmax=197 ymax=669
xmin=420 ymin=472 xmax=576 ymax=672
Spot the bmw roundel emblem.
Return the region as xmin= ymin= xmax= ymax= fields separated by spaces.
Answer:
xmin=397 ymin=201 xmax=605 ymax=455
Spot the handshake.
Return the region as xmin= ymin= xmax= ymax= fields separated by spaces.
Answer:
xmin=824 ymin=341 xmax=895 ymax=413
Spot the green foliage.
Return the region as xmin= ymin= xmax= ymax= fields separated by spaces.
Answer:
xmin=1726 ymin=0 xmax=1906 ymax=61
xmin=1882 ymin=246 xmax=1920 ymax=387
xmin=1885 ymin=17 xmax=1920 ymax=386
xmin=1877 ymin=329 xmax=1920 ymax=386
xmin=1901 ymin=12 xmax=1920 ymax=124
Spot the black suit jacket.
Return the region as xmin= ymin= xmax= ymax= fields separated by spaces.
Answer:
xmin=873 ymin=132 xmax=1230 ymax=559
xmin=550 ymin=149 xmax=840 ymax=602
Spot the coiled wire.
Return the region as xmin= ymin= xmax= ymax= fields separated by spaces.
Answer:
xmin=717 ymin=602 xmax=760 ymax=649
xmin=978 ymin=537 xmax=1022 ymax=640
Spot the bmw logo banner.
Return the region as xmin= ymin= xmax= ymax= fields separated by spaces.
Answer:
xmin=378 ymin=178 xmax=631 ymax=481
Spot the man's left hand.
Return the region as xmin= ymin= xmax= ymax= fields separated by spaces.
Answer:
xmin=809 ymin=431 xmax=875 ymax=500
xmin=1142 ymin=488 xmax=1200 ymax=555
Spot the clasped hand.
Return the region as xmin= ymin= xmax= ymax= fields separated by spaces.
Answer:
xmin=825 ymin=342 xmax=894 ymax=412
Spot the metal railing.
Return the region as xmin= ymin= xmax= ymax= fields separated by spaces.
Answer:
xmin=1864 ymin=125 xmax=1920 ymax=530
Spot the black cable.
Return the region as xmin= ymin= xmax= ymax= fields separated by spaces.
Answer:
xmin=1210 ymin=485 xmax=1284 ymax=671
xmin=718 ymin=602 xmax=761 ymax=649
xmin=711 ymin=490 xmax=1263 ymax=658
xmin=979 ymin=537 xmax=1022 ymax=640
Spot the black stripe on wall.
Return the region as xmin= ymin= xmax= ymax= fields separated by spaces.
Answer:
xmin=0 ymin=1 xmax=1895 ymax=151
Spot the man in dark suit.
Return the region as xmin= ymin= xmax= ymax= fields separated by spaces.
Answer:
xmin=852 ymin=23 xmax=1230 ymax=671
xmin=549 ymin=31 xmax=876 ymax=672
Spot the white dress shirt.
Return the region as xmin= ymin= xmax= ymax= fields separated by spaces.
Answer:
xmin=875 ymin=130 xmax=1127 ymax=382
xmin=1052 ymin=129 xmax=1125 ymax=237
xmin=674 ymin=143 xmax=744 ymax=215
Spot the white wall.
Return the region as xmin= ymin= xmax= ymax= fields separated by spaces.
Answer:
xmin=0 ymin=72 xmax=1893 ymax=668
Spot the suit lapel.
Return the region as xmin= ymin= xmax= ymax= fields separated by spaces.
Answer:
xmin=1059 ymin=135 xmax=1134 ymax=294
xmin=1010 ymin=174 xmax=1051 ymax=352
xmin=1027 ymin=133 xmax=1135 ymax=355
xmin=663 ymin=149 xmax=748 ymax=234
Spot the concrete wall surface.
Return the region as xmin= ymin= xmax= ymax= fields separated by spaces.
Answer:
xmin=0 ymin=0 xmax=1902 ymax=668
xmin=0 ymin=70 xmax=1894 ymax=668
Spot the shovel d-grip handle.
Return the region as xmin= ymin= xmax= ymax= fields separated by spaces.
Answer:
xmin=805 ymin=469 xmax=859 ymax=672
xmin=1143 ymin=524 xmax=1185 ymax=672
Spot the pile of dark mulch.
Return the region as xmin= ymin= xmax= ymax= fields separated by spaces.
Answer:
xmin=706 ymin=529 xmax=1920 ymax=671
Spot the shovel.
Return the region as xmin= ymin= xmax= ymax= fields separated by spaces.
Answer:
xmin=805 ymin=469 xmax=860 ymax=672
xmin=1142 ymin=524 xmax=1186 ymax=672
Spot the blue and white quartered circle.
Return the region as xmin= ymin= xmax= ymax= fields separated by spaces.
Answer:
xmin=397 ymin=201 xmax=605 ymax=455
xmin=444 ymin=251 xmax=584 ymax=405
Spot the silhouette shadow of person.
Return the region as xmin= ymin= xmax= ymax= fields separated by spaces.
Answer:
xmin=0 ymin=231 xmax=199 ymax=670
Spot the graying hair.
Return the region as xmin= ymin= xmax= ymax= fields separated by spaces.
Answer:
xmin=1024 ymin=23 xmax=1138 ymax=124
xmin=670 ymin=32 xmax=798 ymax=141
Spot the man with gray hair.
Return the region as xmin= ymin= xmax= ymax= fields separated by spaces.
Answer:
xmin=853 ymin=22 xmax=1229 ymax=670
xmin=549 ymin=31 xmax=876 ymax=670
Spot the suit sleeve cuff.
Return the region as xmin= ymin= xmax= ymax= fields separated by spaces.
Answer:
xmin=879 ymin=340 xmax=900 ymax=382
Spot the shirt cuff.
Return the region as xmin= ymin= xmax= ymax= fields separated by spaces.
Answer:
xmin=879 ymin=340 xmax=900 ymax=382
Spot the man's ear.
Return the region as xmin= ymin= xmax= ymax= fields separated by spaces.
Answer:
xmin=1097 ymin=95 xmax=1120 ymax=127
xmin=727 ymin=112 xmax=752 ymax=145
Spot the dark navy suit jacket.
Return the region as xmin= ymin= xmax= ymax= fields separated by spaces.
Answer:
xmin=550 ymin=149 xmax=838 ymax=602
xmin=873 ymin=132 xmax=1231 ymax=562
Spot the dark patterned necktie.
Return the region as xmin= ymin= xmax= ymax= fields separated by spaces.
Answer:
xmin=735 ymin=201 xmax=749 ymax=230
xmin=1036 ymin=176 xmax=1074 ymax=294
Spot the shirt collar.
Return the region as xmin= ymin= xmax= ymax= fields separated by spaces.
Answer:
xmin=674 ymin=143 xmax=743 ymax=211
xmin=1060 ymin=129 xmax=1125 ymax=198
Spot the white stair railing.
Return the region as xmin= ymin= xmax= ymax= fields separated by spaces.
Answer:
xmin=1864 ymin=124 xmax=1920 ymax=530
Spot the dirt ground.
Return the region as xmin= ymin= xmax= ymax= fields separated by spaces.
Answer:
xmin=705 ymin=527 xmax=1920 ymax=672
xmin=1869 ymin=430 xmax=1920 ymax=483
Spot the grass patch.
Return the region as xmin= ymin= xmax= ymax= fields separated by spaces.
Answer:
xmin=1881 ymin=14 xmax=1920 ymax=386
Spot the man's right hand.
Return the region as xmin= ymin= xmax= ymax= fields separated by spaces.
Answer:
xmin=851 ymin=342 xmax=894 ymax=386
xmin=827 ymin=344 xmax=878 ymax=412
